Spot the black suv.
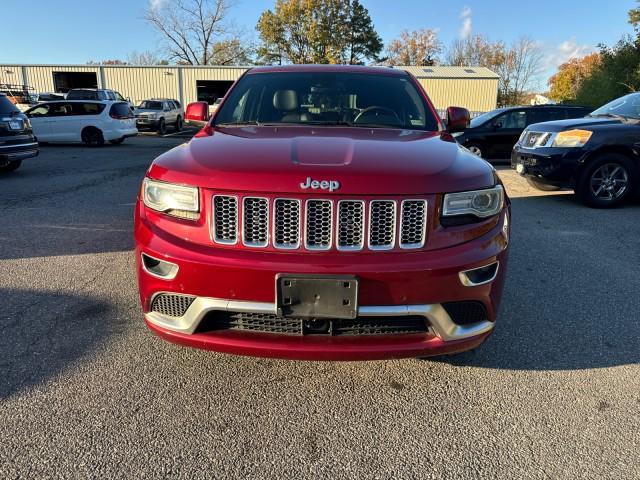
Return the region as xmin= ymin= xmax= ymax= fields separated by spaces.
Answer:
xmin=513 ymin=92 xmax=640 ymax=208
xmin=0 ymin=93 xmax=39 ymax=173
xmin=454 ymin=105 xmax=591 ymax=160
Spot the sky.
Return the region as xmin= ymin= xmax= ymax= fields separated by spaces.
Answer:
xmin=0 ymin=0 xmax=636 ymax=85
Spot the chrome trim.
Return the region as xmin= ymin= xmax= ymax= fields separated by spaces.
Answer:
xmin=0 ymin=142 xmax=38 ymax=150
xmin=336 ymin=199 xmax=365 ymax=252
xmin=140 ymin=253 xmax=179 ymax=280
xmin=399 ymin=199 xmax=428 ymax=249
xmin=459 ymin=261 xmax=500 ymax=287
xmin=304 ymin=198 xmax=334 ymax=251
xmin=367 ymin=200 xmax=397 ymax=251
xmin=212 ymin=194 xmax=238 ymax=245
xmin=242 ymin=196 xmax=270 ymax=248
xmin=272 ymin=198 xmax=301 ymax=250
xmin=145 ymin=294 xmax=494 ymax=341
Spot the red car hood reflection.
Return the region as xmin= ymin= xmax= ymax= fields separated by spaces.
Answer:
xmin=147 ymin=126 xmax=496 ymax=195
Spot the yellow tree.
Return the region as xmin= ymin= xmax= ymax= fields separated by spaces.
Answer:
xmin=549 ymin=53 xmax=601 ymax=103
xmin=385 ymin=29 xmax=443 ymax=66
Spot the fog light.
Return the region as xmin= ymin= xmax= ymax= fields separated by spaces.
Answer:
xmin=141 ymin=253 xmax=179 ymax=280
xmin=459 ymin=262 xmax=499 ymax=287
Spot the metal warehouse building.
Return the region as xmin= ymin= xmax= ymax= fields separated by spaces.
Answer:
xmin=0 ymin=64 xmax=499 ymax=113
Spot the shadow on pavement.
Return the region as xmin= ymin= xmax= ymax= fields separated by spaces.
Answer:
xmin=436 ymin=193 xmax=640 ymax=370
xmin=0 ymin=288 xmax=116 ymax=400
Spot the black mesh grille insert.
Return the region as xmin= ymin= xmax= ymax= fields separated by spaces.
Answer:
xmin=442 ymin=301 xmax=487 ymax=325
xmin=198 ymin=312 xmax=430 ymax=336
xmin=150 ymin=294 xmax=196 ymax=317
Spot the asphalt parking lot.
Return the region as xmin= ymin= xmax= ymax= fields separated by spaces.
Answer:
xmin=1 ymin=135 xmax=638 ymax=479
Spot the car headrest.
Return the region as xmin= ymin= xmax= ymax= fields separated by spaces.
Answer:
xmin=273 ymin=90 xmax=298 ymax=111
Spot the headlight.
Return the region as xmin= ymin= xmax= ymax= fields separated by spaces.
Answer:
xmin=147 ymin=113 xmax=158 ymax=119
xmin=443 ymin=185 xmax=504 ymax=218
xmin=552 ymin=129 xmax=592 ymax=148
xmin=142 ymin=178 xmax=200 ymax=220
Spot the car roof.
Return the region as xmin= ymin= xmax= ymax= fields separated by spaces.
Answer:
xmin=36 ymin=100 xmax=119 ymax=104
xmin=247 ymin=64 xmax=407 ymax=77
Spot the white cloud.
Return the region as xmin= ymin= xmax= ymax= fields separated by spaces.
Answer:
xmin=149 ymin=0 xmax=168 ymax=11
xmin=547 ymin=38 xmax=595 ymax=68
xmin=459 ymin=6 xmax=472 ymax=39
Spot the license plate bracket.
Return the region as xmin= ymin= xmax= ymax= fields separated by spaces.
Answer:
xmin=276 ymin=274 xmax=358 ymax=319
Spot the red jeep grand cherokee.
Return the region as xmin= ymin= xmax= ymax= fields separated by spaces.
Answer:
xmin=135 ymin=65 xmax=510 ymax=361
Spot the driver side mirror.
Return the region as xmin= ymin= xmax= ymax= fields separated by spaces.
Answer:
xmin=185 ymin=101 xmax=210 ymax=127
xmin=446 ymin=106 xmax=470 ymax=133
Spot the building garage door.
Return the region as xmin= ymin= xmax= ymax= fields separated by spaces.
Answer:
xmin=53 ymin=72 xmax=98 ymax=93
xmin=196 ymin=80 xmax=234 ymax=105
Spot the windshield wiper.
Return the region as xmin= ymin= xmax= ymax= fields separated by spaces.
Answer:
xmin=215 ymin=120 xmax=262 ymax=127
xmin=589 ymin=113 xmax=630 ymax=121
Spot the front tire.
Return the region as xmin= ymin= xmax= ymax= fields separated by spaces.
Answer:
xmin=526 ymin=177 xmax=561 ymax=191
xmin=0 ymin=159 xmax=22 ymax=173
xmin=157 ymin=119 xmax=166 ymax=135
xmin=175 ymin=116 xmax=182 ymax=132
xmin=466 ymin=143 xmax=484 ymax=158
xmin=576 ymin=154 xmax=635 ymax=208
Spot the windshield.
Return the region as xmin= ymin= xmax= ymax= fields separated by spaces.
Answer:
xmin=469 ymin=108 xmax=505 ymax=128
xmin=214 ymin=71 xmax=440 ymax=131
xmin=590 ymin=93 xmax=640 ymax=119
xmin=138 ymin=101 xmax=163 ymax=110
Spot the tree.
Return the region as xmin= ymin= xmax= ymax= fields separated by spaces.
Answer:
xmin=144 ymin=0 xmax=250 ymax=65
xmin=446 ymin=34 xmax=504 ymax=68
xmin=385 ymin=29 xmax=442 ymax=66
xmin=256 ymin=0 xmax=382 ymax=65
xmin=548 ymin=53 xmax=601 ymax=102
xmin=126 ymin=51 xmax=169 ymax=65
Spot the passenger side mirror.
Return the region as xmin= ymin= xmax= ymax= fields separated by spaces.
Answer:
xmin=185 ymin=101 xmax=210 ymax=127
xmin=446 ymin=106 xmax=470 ymax=133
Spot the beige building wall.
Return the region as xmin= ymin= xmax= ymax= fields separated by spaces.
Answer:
xmin=24 ymin=65 xmax=101 ymax=93
xmin=103 ymin=67 xmax=180 ymax=105
xmin=0 ymin=66 xmax=27 ymax=86
xmin=417 ymin=78 xmax=499 ymax=112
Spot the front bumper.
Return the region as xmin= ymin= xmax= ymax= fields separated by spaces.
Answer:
xmin=136 ymin=118 xmax=161 ymax=129
xmin=136 ymin=206 xmax=510 ymax=360
xmin=511 ymin=144 xmax=587 ymax=187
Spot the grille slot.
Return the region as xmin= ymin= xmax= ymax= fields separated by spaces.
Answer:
xmin=150 ymin=294 xmax=195 ymax=317
xmin=274 ymin=199 xmax=301 ymax=249
xmin=337 ymin=200 xmax=364 ymax=251
xmin=243 ymin=197 xmax=269 ymax=247
xmin=200 ymin=311 xmax=430 ymax=336
xmin=305 ymin=200 xmax=333 ymax=250
xmin=400 ymin=200 xmax=427 ymax=248
xmin=369 ymin=200 xmax=396 ymax=250
xmin=212 ymin=195 xmax=238 ymax=244
xmin=442 ymin=301 xmax=488 ymax=325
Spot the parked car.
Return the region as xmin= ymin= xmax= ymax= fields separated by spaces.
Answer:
xmin=134 ymin=99 xmax=184 ymax=135
xmin=0 ymin=93 xmax=39 ymax=173
xmin=24 ymin=100 xmax=137 ymax=146
xmin=209 ymin=97 xmax=223 ymax=114
xmin=135 ymin=65 xmax=511 ymax=361
xmin=454 ymin=105 xmax=591 ymax=160
xmin=66 ymin=88 xmax=132 ymax=107
xmin=513 ymin=92 xmax=640 ymax=208
xmin=37 ymin=92 xmax=66 ymax=102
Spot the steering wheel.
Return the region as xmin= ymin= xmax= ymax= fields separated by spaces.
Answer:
xmin=353 ymin=106 xmax=401 ymax=124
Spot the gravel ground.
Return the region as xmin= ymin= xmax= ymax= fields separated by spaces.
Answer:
xmin=0 ymin=137 xmax=638 ymax=479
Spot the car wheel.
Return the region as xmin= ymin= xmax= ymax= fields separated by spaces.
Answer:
xmin=0 ymin=159 xmax=22 ymax=173
xmin=175 ymin=116 xmax=182 ymax=132
xmin=81 ymin=128 xmax=105 ymax=147
xmin=466 ymin=143 xmax=484 ymax=158
xmin=109 ymin=138 xmax=125 ymax=145
xmin=577 ymin=154 xmax=635 ymax=208
xmin=157 ymin=119 xmax=167 ymax=135
xmin=526 ymin=177 xmax=561 ymax=191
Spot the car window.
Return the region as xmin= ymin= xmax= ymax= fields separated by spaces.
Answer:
xmin=214 ymin=71 xmax=439 ymax=131
xmin=163 ymin=101 xmax=171 ymax=111
xmin=139 ymin=101 xmax=163 ymax=110
xmin=173 ymin=100 xmax=181 ymax=108
xmin=109 ymin=102 xmax=132 ymax=118
xmin=49 ymin=103 xmax=73 ymax=116
xmin=71 ymin=103 xmax=106 ymax=115
xmin=27 ymin=104 xmax=51 ymax=117
xmin=494 ymin=110 xmax=527 ymax=129
xmin=530 ymin=108 xmax=565 ymax=124
xmin=67 ymin=90 xmax=98 ymax=100
xmin=114 ymin=92 xmax=125 ymax=102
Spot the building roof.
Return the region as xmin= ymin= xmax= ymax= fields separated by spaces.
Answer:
xmin=397 ymin=66 xmax=499 ymax=79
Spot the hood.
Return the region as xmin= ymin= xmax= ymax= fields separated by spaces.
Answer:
xmin=135 ymin=108 xmax=161 ymax=115
xmin=147 ymin=126 xmax=496 ymax=195
xmin=527 ymin=116 xmax=623 ymax=132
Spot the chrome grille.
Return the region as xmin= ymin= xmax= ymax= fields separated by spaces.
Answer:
xmin=400 ymin=200 xmax=427 ymax=248
xmin=305 ymin=200 xmax=332 ymax=250
xmin=243 ymin=197 xmax=269 ymax=247
xmin=213 ymin=195 xmax=237 ymax=244
xmin=212 ymin=196 xmax=428 ymax=251
xmin=274 ymin=199 xmax=301 ymax=249
xmin=337 ymin=200 xmax=364 ymax=251
xmin=369 ymin=200 xmax=396 ymax=250
xmin=151 ymin=294 xmax=195 ymax=317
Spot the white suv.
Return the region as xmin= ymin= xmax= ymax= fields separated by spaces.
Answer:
xmin=25 ymin=101 xmax=138 ymax=146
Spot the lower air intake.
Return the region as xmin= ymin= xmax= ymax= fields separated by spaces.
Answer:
xmin=150 ymin=294 xmax=195 ymax=317
xmin=442 ymin=301 xmax=488 ymax=325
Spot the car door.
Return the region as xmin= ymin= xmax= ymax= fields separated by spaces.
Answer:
xmin=47 ymin=102 xmax=78 ymax=142
xmin=25 ymin=103 xmax=53 ymax=141
xmin=488 ymin=109 xmax=528 ymax=158
xmin=163 ymin=101 xmax=175 ymax=123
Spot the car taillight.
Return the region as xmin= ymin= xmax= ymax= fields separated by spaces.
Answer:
xmin=110 ymin=113 xmax=131 ymax=120
xmin=194 ymin=125 xmax=214 ymax=137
